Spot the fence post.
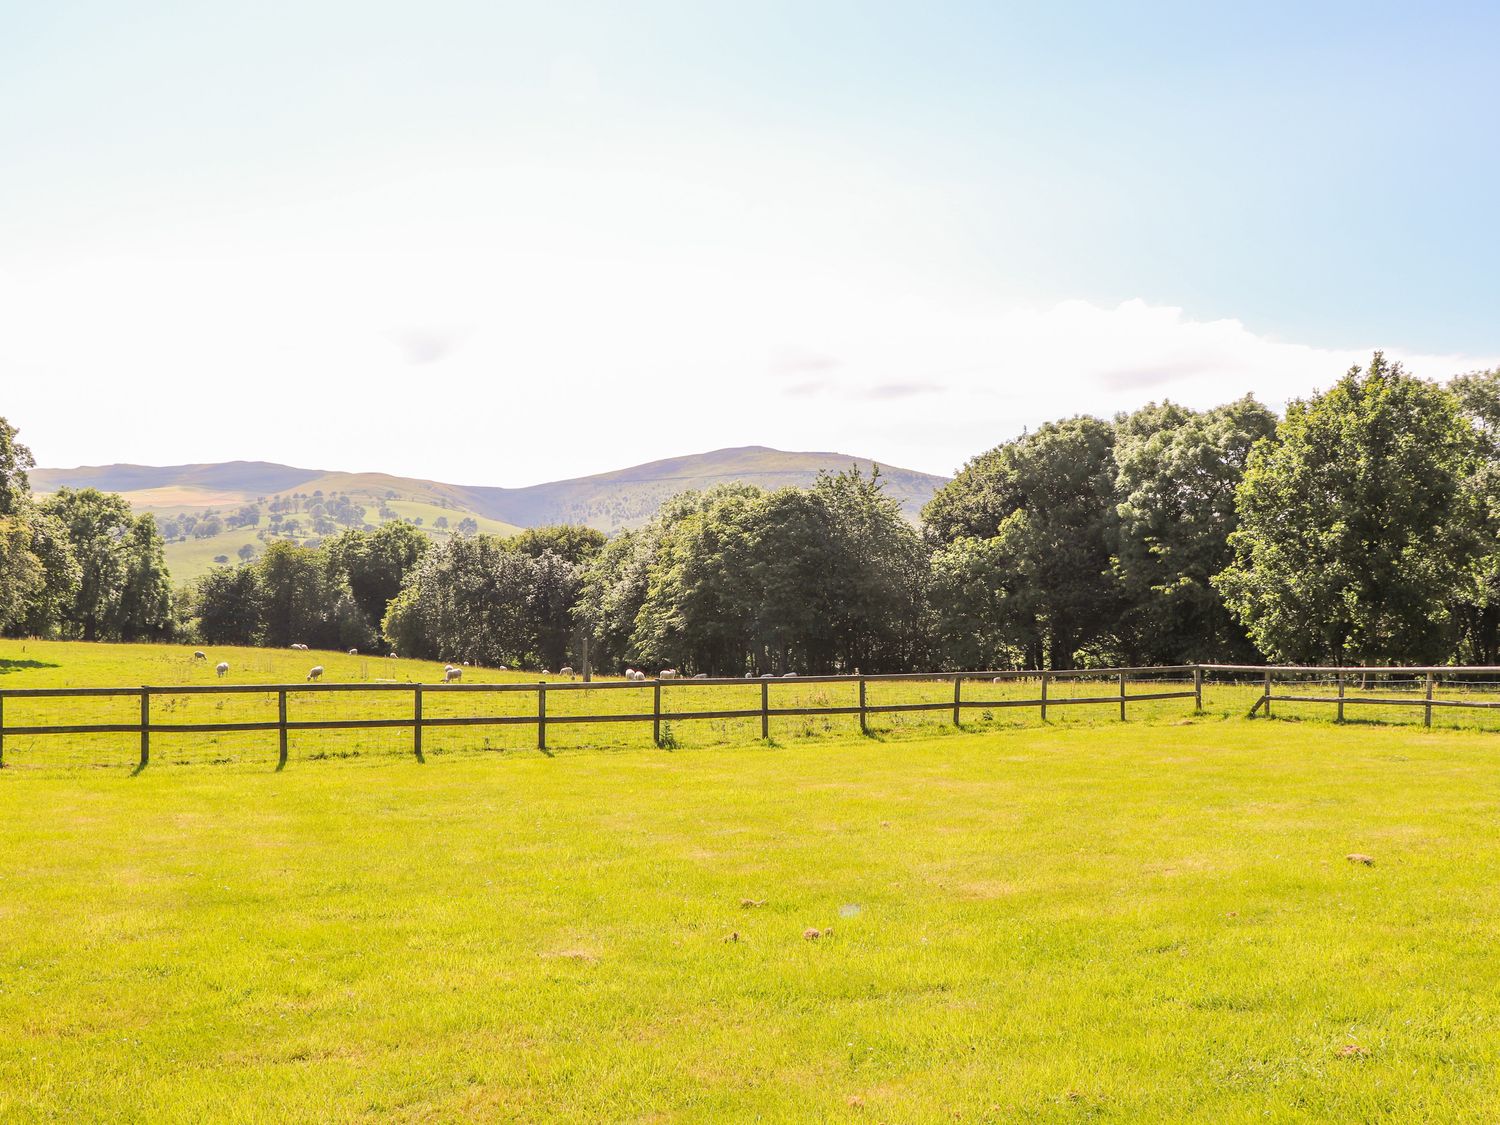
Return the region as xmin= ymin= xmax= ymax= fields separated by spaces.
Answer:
xmin=412 ymin=684 xmax=424 ymax=764
xmin=1193 ymin=666 xmax=1203 ymax=712
xmin=1337 ymin=672 xmax=1345 ymax=723
xmin=653 ymin=680 xmax=662 ymax=747
xmin=1040 ymin=671 xmax=1048 ymax=722
xmin=1118 ymin=672 xmax=1127 ymax=721
xmin=537 ymin=682 xmax=547 ymax=751
xmin=139 ymin=687 xmax=150 ymax=771
xmin=278 ymin=689 xmax=289 ymax=770
xmin=761 ymin=679 xmax=769 ymax=740
xmin=1425 ymin=672 xmax=1434 ymax=728
xmin=858 ymin=676 xmax=868 ymax=735
xmin=0 ymin=691 xmax=5 ymax=769
xmin=953 ymin=675 xmax=962 ymax=727
xmin=1263 ymin=670 xmax=1272 ymax=718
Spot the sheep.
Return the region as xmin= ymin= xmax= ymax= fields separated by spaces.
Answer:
xmin=307 ymin=665 xmax=324 ymax=682
xmin=215 ymin=661 xmax=229 ymax=677
xmin=693 ymin=673 xmax=708 ymax=679
xmin=760 ymin=673 xmax=775 ymax=679
xmin=782 ymin=672 xmax=798 ymax=678
xmin=745 ymin=672 xmax=755 ymax=678
xmin=290 ymin=643 xmax=308 ymax=651
xmin=992 ymin=676 xmax=1006 ymax=684
xmin=443 ymin=666 xmax=463 ymax=683
xmin=559 ymin=665 xmax=575 ymax=678
xmin=498 ymin=665 xmax=509 ymax=671
xmin=347 ymin=648 xmax=358 ymax=656
xmin=192 ymin=650 xmax=206 ymax=661
xmin=625 ymin=668 xmax=646 ymax=682
xmin=659 ymin=668 xmax=679 ymax=679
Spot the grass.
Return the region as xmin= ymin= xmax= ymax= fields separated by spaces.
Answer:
xmin=4 ymin=642 xmax=1500 ymax=1120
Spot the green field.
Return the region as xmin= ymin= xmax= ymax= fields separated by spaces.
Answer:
xmin=4 ymin=643 xmax=1500 ymax=1121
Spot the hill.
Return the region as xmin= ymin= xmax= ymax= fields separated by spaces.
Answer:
xmin=31 ymin=446 xmax=949 ymax=581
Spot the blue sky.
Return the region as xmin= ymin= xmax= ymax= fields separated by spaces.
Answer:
xmin=2 ymin=1 xmax=1496 ymax=481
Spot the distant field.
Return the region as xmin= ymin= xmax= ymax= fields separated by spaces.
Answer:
xmin=3 ymin=690 xmax=1499 ymax=1120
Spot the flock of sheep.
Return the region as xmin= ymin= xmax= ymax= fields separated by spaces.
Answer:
xmin=190 ymin=648 xmax=791 ymax=684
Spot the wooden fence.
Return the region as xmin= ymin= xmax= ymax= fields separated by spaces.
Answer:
xmin=1202 ymin=664 xmax=1500 ymax=727
xmin=12 ymin=664 xmax=1500 ymax=770
xmin=0 ymin=667 xmax=1202 ymax=770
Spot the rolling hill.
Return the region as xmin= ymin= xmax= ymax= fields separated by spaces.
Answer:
xmin=31 ymin=447 xmax=949 ymax=581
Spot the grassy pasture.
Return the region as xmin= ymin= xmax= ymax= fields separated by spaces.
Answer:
xmin=4 ymin=710 xmax=1500 ymax=1120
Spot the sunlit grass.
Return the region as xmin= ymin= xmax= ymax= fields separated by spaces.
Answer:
xmin=4 ymin=714 xmax=1500 ymax=1121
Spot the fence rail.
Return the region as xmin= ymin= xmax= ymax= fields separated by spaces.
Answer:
xmin=0 ymin=669 xmax=1203 ymax=770
xmin=6 ymin=663 xmax=1500 ymax=770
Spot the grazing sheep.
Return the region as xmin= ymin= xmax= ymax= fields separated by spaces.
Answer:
xmin=347 ymin=648 xmax=358 ymax=656
xmin=389 ymin=650 xmax=398 ymax=658
xmin=192 ymin=650 xmax=206 ymax=660
xmin=307 ymin=666 xmax=324 ymax=681
xmin=693 ymin=673 xmax=708 ymax=679
xmin=215 ymin=661 xmax=229 ymax=677
xmin=625 ymin=668 xmax=646 ymax=682
xmin=782 ymin=672 xmax=798 ymax=678
xmin=291 ymin=643 xmax=309 ymax=651
xmin=559 ymin=665 xmax=575 ymax=678
xmin=498 ymin=665 xmax=509 ymax=671
xmin=659 ymin=668 xmax=679 ymax=679
xmin=443 ymin=666 xmax=463 ymax=683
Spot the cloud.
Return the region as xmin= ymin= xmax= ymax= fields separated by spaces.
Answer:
xmin=390 ymin=327 xmax=467 ymax=366
xmin=859 ymin=382 xmax=943 ymax=400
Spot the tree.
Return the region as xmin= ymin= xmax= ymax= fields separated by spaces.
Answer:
xmin=1448 ymin=369 xmax=1500 ymax=661
xmin=0 ymin=416 xmax=35 ymax=519
xmin=1215 ymin=354 xmax=1484 ymax=663
xmin=323 ymin=522 xmax=429 ymax=639
xmin=923 ymin=417 xmax=1121 ymax=668
xmin=384 ymin=535 xmax=540 ymax=666
xmin=196 ymin=565 xmax=264 ymax=645
xmin=1111 ymin=396 xmax=1277 ymax=662
xmin=257 ymin=540 xmax=335 ymax=648
xmin=110 ymin=514 xmax=172 ymax=641
xmin=41 ymin=488 xmax=136 ymax=641
xmin=237 ymin=543 xmax=256 ymax=563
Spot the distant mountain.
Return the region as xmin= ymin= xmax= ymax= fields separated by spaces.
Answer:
xmin=32 ymin=446 xmax=949 ymax=580
xmin=459 ymin=446 xmax=948 ymax=529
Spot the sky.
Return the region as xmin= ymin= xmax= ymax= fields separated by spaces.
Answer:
xmin=2 ymin=0 xmax=1498 ymax=484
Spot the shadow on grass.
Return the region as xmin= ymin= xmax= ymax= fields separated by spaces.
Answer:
xmin=0 ymin=658 xmax=60 ymax=675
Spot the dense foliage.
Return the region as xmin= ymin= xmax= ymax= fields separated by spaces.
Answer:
xmin=6 ymin=353 xmax=1500 ymax=669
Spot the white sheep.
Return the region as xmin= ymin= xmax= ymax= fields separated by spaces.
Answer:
xmin=782 ymin=672 xmax=798 ymax=678
xmin=443 ymin=666 xmax=463 ymax=683
xmin=625 ymin=668 xmax=645 ymax=681
xmin=659 ymin=668 xmax=679 ymax=679
xmin=307 ymin=666 xmax=324 ymax=681
xmin=291 ymin=643 xmax=308 ymax=651
xmin=745 ymin=672 xmax=755 ymax=678
xmin=693 ymin=673 xmax=708 ymax=679
xmin=347 ymin=648 xmax=358 ymax=656
xmin=215 ymin=661 xmax=229 ymax=677
xmin=760 ymin=673 xmax=775 ymax=679
xmin=559 ymin=665 xmax=575 ymax=678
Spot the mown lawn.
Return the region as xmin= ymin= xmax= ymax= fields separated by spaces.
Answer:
xmin=3 ymin=709 xmax=1499 ymax=1121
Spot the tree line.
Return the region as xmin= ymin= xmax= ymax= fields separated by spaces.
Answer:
xmin=5 ymin=353 xmax=1500 ymax=670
